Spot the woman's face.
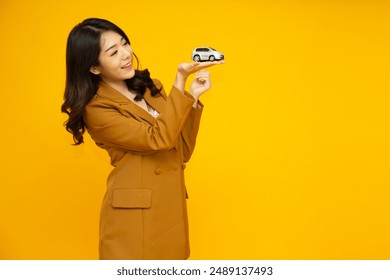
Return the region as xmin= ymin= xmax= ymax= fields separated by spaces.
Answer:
xmin=90 ymin=30 xmax=135 ymax=85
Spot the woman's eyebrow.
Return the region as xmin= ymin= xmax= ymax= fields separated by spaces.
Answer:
xmin=104 ymin=37 xmax=125 ymax=52
xmin=104 ymin=45 xmax=116 ymax=52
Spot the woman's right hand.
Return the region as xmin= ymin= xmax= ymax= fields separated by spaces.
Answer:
xmin=190 ymin=70 xmax=212 ymax=100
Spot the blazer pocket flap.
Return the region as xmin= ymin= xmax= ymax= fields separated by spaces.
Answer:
xmin=112 ymin=188 xmax=152 ymax=209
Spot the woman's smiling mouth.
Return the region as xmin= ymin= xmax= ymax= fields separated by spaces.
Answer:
xmin=121 ymin=62 xmax=132 ymax=69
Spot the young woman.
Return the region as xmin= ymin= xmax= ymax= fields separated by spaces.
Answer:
xmin=61 ymin=18 xmax=223 ymax=259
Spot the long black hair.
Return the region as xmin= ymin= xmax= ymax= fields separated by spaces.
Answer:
xmin=61 ymin=18 xmax=161 ymax=145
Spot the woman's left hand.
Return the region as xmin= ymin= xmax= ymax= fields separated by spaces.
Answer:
xmin=190 ymin=70 xmax=212 ymax=100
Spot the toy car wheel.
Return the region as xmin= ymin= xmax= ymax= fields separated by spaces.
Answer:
xmin=193 ymin=55 xmax=200 ymax=62
xmin=209 ymin=55 xmax=215 ymax=61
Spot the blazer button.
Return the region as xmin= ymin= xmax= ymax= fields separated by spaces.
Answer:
xmin=154 ymin=168 xmax=162 ymax=175
xmin=182 ymin=163 xmax=186 ymax=170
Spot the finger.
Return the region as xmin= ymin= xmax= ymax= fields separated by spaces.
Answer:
xmin=189 ymin=61 xmax=200 ymax=67
xmin=194 ymin=61 xmax=223 ymax=70
xmin=195 ymin=76 xmax=208 ymax=83
xmin=197 ymin=75 xmax=210 ymax=84
xmin=195 ymin=71 xmax=210 ymax=80
xmin=181 ymin=62 xmax=200 ymax=71
xmin=184 ymin=62 xmax=200 ymax=70
xmin=195 ymin=69 xmax=210 ymax=75
xmin=195 ymin=71 xmax=209 ymax=78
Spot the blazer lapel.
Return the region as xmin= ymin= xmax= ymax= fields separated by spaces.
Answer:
xmin=143 ymin=88 xmax=166 ymax=116
xmin=97 ymin=81 xmax=160 ymax=124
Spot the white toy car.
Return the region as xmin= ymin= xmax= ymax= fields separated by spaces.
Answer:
xmin=192 ymin=47 xmax=224 ymax=62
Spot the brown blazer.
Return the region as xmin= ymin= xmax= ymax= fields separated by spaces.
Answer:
xmin=83 ymin=79 xmax=203 ymax=260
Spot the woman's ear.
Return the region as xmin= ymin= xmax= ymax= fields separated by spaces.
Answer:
xmin=90 ymin=66 xmax=101 ymax=75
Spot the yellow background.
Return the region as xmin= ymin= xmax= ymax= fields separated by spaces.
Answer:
xmin=0 ymin=0 xmax=389 ymax=259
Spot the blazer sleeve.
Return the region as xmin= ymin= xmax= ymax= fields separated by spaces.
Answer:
xmin=84 ymin=86 xmax=196 ymax=153
xmin=180 ymin=103 xmax=203 ymax=162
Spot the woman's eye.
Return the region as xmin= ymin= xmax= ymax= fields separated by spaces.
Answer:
xmin=123 ymin=41 xmax=129 ymax=46
xmin=111 ymin=50 xmax=118 ymax=56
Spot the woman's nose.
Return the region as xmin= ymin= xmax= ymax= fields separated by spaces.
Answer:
xmin=122 ymin=46 xmax=132 ymax=60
